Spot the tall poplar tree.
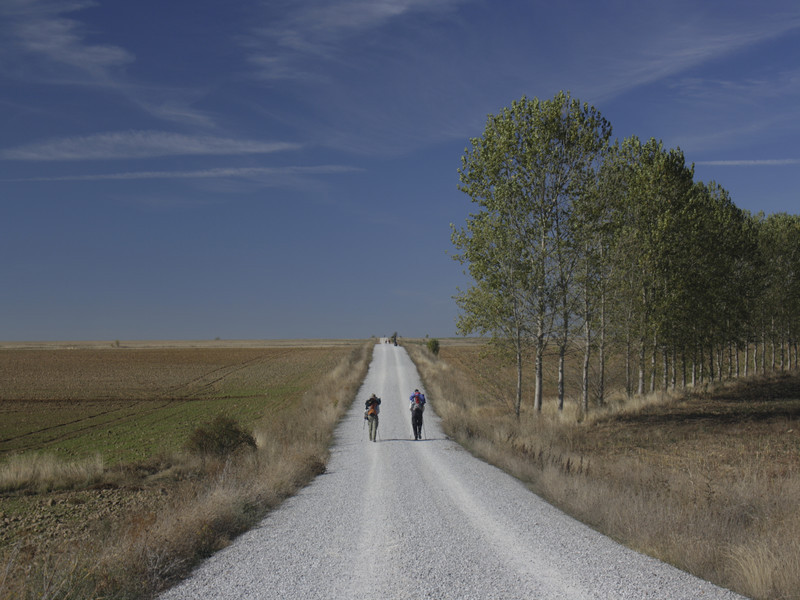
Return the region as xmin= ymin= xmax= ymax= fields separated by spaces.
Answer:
xmin=456 ymin=91 xmax=611 ymax=412
xmin=452 ymin=211 xmax=529 ymax=417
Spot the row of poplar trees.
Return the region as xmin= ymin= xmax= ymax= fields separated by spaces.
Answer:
xmin=452 ymin=91 xmax=800 ymax=417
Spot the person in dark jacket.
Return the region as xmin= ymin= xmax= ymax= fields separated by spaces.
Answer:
xmin=364 ymin=393 xmax=381 ymax=442
xmin=409 ymin=389 xmax=426 ymax=440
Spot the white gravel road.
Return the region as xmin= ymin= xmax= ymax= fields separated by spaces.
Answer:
xmin=161 ymin=343 xmax=747 ymax=599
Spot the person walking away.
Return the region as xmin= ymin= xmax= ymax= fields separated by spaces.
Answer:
xmin=409 ymin=389 xmax=426 ymax=440
xmin=364 ymin=393 xmax=381 ymax=442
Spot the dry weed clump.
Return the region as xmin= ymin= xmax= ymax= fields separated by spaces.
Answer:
xmin=0 ymin=341 xmax=372 ymax=600
xmin=407 ymin=341 xmax=800 ymax=600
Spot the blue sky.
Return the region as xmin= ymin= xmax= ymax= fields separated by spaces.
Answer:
xmin=2 ymin=0 xmax=799 ymax=341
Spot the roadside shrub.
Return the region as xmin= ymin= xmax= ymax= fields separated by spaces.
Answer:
xmin=426 ymin=338 xmax=440 ymax=356
xmin=185 ymin=415 xmax=256 ymax=457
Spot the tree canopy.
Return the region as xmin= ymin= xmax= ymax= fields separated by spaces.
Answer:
xmin=453 ymin=91 xmax=800 ymax=414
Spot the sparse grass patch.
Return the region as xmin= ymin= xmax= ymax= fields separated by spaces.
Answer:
xmin=407 ymin=341 xmax=800 ymax=600
xmin=0 ymin=453 xmax=105 ymax=494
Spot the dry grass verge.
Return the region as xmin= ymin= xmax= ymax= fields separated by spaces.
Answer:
xmin=0 ymin=454 xmax=105 ymax=494
xmin=0 ymin=342 xmax=373 ymax=599
xmin=407 ymin=341 xmax=800 ymax=600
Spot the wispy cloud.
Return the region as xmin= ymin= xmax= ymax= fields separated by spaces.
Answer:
xmin=670 ymin=68 xmax=800 ymax=105
xmin=238 ymin=1 xmax=800 ymax=157
xmin=236 ymin=0 xmax=481 ymax=154
xmin=696 ymin=159 xmax=800 ymax=166
xmin=4 ymin=165 xmax=362 ymax=182
xmin=667 ymin=106 xmax=800 ymax=154
xmin=585 ymin=10 xmax=800 ymax=102
xmin=1 ymin=131 xmax=302 ymax=161
xmin=245 ymin=0 xmax=467 ymax=81
xmin=0 ymin=0 xmax=215 ymax=127
xmin=0 ymin=0 xmax=133 ymax=80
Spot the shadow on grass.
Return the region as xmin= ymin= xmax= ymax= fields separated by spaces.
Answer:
xmin=609 ymin=373 xmax=800 ymax=427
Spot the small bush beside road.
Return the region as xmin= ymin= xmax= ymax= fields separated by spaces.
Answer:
xmin=185 ymin=415 xmax=257 ymax=457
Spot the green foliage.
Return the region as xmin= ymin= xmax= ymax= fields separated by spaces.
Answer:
xmin=185 ymin=415 xmax=256 ymax=456
xmin=452 ymin=90 xmax=800 ymax=414
xmin=426 ymin=338 xmax=440 ymax=355
xmin=454 ymin=90 xmax=612 ymax=412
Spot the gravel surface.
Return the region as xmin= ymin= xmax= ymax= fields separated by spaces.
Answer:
xmin=161 ymin=344 xmax=747 ymax=599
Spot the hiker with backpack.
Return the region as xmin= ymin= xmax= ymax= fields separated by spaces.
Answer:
xmin=364 ymin=393 xmax=381 ymax=442
xmin=409 ymin=389 xmax=426 ymax=440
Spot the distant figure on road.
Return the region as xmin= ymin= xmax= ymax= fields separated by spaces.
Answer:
xmin=364 ymin=393 xmax=381 ymax=442
xmin=409 ymin=389 xmax=426 ymax=440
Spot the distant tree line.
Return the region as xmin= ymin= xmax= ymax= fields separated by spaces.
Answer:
xmin=452 ymin=91 xmax=800 ymax=416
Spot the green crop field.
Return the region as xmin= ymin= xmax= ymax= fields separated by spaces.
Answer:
xmin=0 ymin=343 xmax=356 ymax=464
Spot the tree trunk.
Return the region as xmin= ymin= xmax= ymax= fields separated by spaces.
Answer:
xmin=771 ymin=317 xmax=776 ymax=372
xmin=781 ymin=334 xmax=786 ymax=371
xmin=681 ymin=350 xmax=687 ymax=388
xmin=728 ymin=341 xmax=734 ymax=379
xmin=771 ymin=338 xmax=776 ymax=372
xmin=514 ymin=324 xmax=523 ymax=419
xmin=534 ymin=313 xmax=545 ymax=412
xmin=598 ymin=287 xmax=606 ymax=406
xmin=638 ymin=336 xmax=646 ymax=396
xmin=582 ymin=305 xmax=591 ymax=413
xmin=708 ymin=343 xmax=715 ymax=382
xmin=699 ymin=346 xmax=705 ymax=383
xmin=744 ymin=340 xmax=750 ymax=378
xmin=670 ymin=346 xmax=677 ymax=389
xmin=754 ymin=338 xmax=759 ymax=376
xmin=625 ymin=329 xmax=632 ymax=397
xmin=650 ymin=335 xmax=657 ymax=393
xmin=558 ymin=345 xmax=566 ymax=411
